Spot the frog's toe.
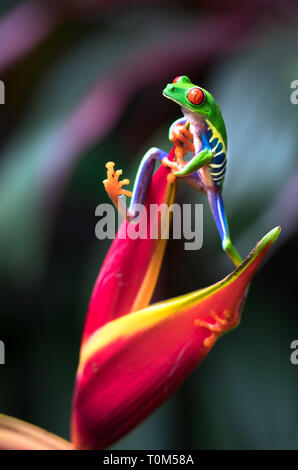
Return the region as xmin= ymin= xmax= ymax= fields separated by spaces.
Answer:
xmin=103 ymin=162 xmax=132 ymax=199
xmin=167 ymin=173 xmax=176 ymax=184
xmin=171 ymin=123 xmax=194 ymax=153
xmin=161 ymin=157 xmax=179 ymax=171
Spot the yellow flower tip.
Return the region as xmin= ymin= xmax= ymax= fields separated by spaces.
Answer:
xmin=241 ymin=226 xmax=281 ymax=268
xmin=260 ymin=226 xmax=281 ymax=248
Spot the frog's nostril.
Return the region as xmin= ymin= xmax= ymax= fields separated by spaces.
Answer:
xmin=163 ymin=84 xmax=176 ymax=95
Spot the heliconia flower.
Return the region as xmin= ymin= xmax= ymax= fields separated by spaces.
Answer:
xmin=0 ymin=146 xmax=280 ymax=450
xmin=0 ymin=414 xmax=72 ymax=450
xmin=82 ymin=147 xmax=178 ymax=341
xmin=0 ymin=147 xmax=175 ymax=450
xmin=71 ymin=148 xmax=281 ymax=449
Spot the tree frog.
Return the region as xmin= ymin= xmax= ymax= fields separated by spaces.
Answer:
xmin=103 ymin=75 xmax=242 ymax=267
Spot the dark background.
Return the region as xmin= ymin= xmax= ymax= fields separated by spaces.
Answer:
xmin=0 ymin=0 xmax=298 ymax=449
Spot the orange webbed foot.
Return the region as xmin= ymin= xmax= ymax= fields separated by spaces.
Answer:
xmin=161 ymin=152 xmax=186 ymax=178
xmin=165 ymin=122 xmax=195 ymax=176
xmin=172 ymin=125 xmax=194 ymax=152
xmin=103 ymin=162 xmax=132 ymax=203
xmin=171 ymin=122 xmax=194 ymax=160
xmin=194 ymin=309 xmax=239 ymax=348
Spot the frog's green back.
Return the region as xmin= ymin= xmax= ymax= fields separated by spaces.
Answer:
xmin=207 ymin=98 xmax=227 ymax=149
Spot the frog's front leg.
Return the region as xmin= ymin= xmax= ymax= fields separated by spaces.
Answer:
xmin=174 ymin=130 xmax=215 ymax=177
xmin=161 ymin=119 xmax=195 ymax=175
xmin=169 ymin=118 xmax=194 ymax=164
xmin=103 ymin=147 xmax=168 ymax=222
xmin=174 ymin=148 xmax=215 ymax=176
xmin=163 ymin=127 xmax=214 ymax=177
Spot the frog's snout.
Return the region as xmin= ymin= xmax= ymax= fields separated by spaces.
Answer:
xmin=163 ymin=84 xmax=176 ymax=96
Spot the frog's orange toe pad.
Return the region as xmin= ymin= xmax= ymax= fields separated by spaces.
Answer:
xmin=103 ymin=161 xmax=132 ymax=202
xmin=167 ymin=173 xmax=176 ymax=184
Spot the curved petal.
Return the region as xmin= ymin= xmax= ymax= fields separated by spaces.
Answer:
xmin=82 ymin=147 xmax=176 ymax=343
xmin=72 ymin=227 xmax=280 ymax=450
xmin=0 ymin=414 xmax=72 ymax=450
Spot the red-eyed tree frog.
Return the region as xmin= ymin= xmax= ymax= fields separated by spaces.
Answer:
xmin=103 ymin=76 xmax=242 ymax=267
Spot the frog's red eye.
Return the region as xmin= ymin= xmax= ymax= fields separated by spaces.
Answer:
xmin=187 ymin=87 xmax=205 ymax=105
xmin=173 ymin=76 xmax=182 ymax=83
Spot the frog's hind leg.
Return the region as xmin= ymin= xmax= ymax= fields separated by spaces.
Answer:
xmin=207 ymin=189 xmax=242 ymax=267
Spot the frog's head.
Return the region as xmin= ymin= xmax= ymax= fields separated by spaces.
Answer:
xmin=163 ymin=76 xmax=215 ymax=119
